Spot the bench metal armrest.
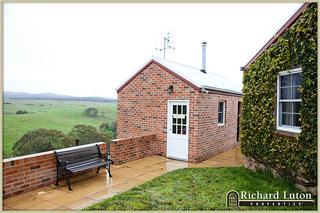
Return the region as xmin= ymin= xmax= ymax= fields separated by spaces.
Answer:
xmin=102 ymin=153 xmax=106 ymax=159
xmin=57 ymin=160 xmax=69 ymax=170
xmin=102 ymin=153 xmax=114 ymax=165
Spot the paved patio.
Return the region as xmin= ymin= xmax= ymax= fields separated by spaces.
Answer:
xmin=3 ymin=147 xmax=243 ymax=210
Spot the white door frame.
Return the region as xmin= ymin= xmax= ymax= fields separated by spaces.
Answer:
xmin=166 ymin=100 xmax=189 ymax=161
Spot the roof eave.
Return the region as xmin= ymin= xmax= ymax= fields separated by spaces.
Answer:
xmin=243 ymin=2 xmax=310 ymax=71
xmin=202 ymin=86 xmax=243 ymax=96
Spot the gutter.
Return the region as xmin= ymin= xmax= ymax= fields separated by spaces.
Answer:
xmin=201 ymin=86 xmax=243 ymax=96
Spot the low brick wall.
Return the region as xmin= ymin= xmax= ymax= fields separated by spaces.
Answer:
xmin=3 ymin=134 xmax=157 ymax=199
xmin=110 ymin=134 xmax=157 ymax=164
xmin=3 ymin=142 xmax=106 ymax=199
xmin=243 ymin=156 xmax=317 ymax=195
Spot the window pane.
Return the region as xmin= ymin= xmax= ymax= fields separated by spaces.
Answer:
xmin=292 ymin=73 xmax=302 ymax=86
xmin=281 ymin=102 xmax=292 ymax=113
xmin=280 ymin=88 xmax=291 ymax=99
xmin=292 ymin=87 xmax=301 ymax=99
xmin=177 ymin=125 xmax=181 ymax=134
xmin=178 ymin=105 xmax=181 ymax=114
xmin=173 ymin=118 xmax=176 ymax=124
xmin=173 ymin=105 xmax=176 ymax=114
xmin=292 ymin=114 xmax=301 ymax=127
xmin=281 ymin=113 xmax=292 ymax=126
xmin=218 ymin=102 xmax=224 ymax=113
xmin=182 ymin=118 xmax=186 ymax=125
xmin=280 ymin=75 xmax=291 ymax=87
xmin=183 ymin=105 xmax=187 ymax=114
xmin=278 ymin=72 xmax=302 ymax=129
xmin=172 ymin=125 xmax=176 ymax=134
xmin=178 ymin=118 xmax=181 ymax=124
xmin=293 ymin=102 xmax=301 ymax=113
xmin=218 ymin=113 xmax=224 ymax=123
xmin=182 ymin=126 xmax=186 ymax=135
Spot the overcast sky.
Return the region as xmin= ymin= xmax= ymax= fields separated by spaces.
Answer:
xmin=4 ymin=3 xmax=303 ymax=98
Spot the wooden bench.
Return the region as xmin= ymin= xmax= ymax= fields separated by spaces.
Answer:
xmin=54 ymin=144 xmax=113 ymax=190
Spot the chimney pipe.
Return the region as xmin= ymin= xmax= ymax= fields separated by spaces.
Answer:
xmin=201 ymin=42 xmax=207 ymax=73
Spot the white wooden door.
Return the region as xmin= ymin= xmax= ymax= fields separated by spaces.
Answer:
xmin=167 ymin=100 xmax=189 ymax=161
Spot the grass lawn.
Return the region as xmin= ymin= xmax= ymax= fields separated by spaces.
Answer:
xmin=3 ymin=99 xmax=117 ymax=158
xmin=84 ymin=167 xmax=317 ymax=211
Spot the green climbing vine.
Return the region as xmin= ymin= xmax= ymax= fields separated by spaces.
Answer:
xmin=241 ymin=3 xmax=317 ymax=180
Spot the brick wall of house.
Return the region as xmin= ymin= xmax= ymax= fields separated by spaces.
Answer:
xmin=117 ymin=62 xmax=200 ymax=161
xmin=3 ymin=143 xmax=107 ymax=199
xmin=110 ymin=134 xmax=157 ymax=164
xmin=197 ymin=92 xmax=241 ymax=161
xmin=117 ymin=61 xmax=241 ymax=162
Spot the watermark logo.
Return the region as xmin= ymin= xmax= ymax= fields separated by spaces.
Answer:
xmin=226 ymin=190 xmax=315 ymax=207
xmin=226 ymin=190 xmax=239 ymax=207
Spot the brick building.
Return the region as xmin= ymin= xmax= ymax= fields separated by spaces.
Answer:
xmin=116 ymin=54 xmax=242 ymax=162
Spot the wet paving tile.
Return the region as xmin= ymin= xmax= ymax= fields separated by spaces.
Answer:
xmin=86 ymin=188 xmax=119 ymax=201
xmin=125 ymin=156 xmax=169 ymax=170
xmin=3 ymin=187 xmax=53 ymax=205
xmin=63 ymin=197 xmax=98 ymax=210
xmin=5 ymin=196 xmax=59 ymax=210
xmin=44 ymin=191 xmax=85 ymax=206
xmin=34 ymin=188 xmax=68 ymax=200
xmin=3 ymin=205 xmax=14 ymax=210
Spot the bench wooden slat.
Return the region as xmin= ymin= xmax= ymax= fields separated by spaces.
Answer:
xmin=69 ymin=162 xmax=107 ymax=173
xmin=56 ymin=147 xmax=99 ymax=158
xmin=67 ymin=159 xmax=102 ymax=169
xmin=62 ymin=154 xmax=100 ymax=164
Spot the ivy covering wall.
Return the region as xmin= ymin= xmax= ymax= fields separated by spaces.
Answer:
xmin=241 ymin=3 xmax=317 ymax=181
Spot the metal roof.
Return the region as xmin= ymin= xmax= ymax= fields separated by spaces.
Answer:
xmin=117 ymin=56 xmax=242 ymax=95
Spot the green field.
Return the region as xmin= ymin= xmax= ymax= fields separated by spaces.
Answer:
xmin=3 ymin=99 xmax=117 ymax=158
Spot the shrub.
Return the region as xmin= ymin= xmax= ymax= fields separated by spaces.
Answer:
xmin=16 ymin=110 xmax=28 ymax=114
xmin=12 ymin=129 xmax=74 ymax=156
xmin=100 ymin=111 xmax=106 ymax=117
xmin=110 ymin=121 xmax=117 ymax=135
xmin=99 ymin=123 xmax=109 ymax=132
xmin=84 ymin=107 xmax=98 ymax=117
xmin=68 ymin=124 xmax=110 ymax=145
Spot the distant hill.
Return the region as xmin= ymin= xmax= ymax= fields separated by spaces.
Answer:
xmin=4 ymin=91 xmax=116 ymax=102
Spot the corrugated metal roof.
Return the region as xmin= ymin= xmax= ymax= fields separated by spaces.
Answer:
xmin=117 ymin=56 xmax=242 ymax=95
xmin=152 ymin=57 xmax=242 ymax=95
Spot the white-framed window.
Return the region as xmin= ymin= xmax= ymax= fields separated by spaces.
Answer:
xmin=276 ymin=68 xmax=302 ymax=133
xmin=218 ymin=101 xmax=225 ymax=125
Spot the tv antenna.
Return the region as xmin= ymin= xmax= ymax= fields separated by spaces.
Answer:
xmin=156 ymin=32 xmax=175 ymax=59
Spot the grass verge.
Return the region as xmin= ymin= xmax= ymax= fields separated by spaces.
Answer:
xmin=84 ymin=167 xmax=317 ymax=210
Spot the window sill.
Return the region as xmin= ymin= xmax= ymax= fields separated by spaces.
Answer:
xmin=217 ymin=123 xmax=225 ymax=126
xmin=276 ymin=126 xmax=301 ymax=133
xmin=273 ymin=130 xmax=300 ymax=139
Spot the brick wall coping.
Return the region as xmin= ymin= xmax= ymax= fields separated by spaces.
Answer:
xmin=111 ymin=133 xmax=157 ymax=144
xmin=3 ymin=142 xmax=106 ymax=162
